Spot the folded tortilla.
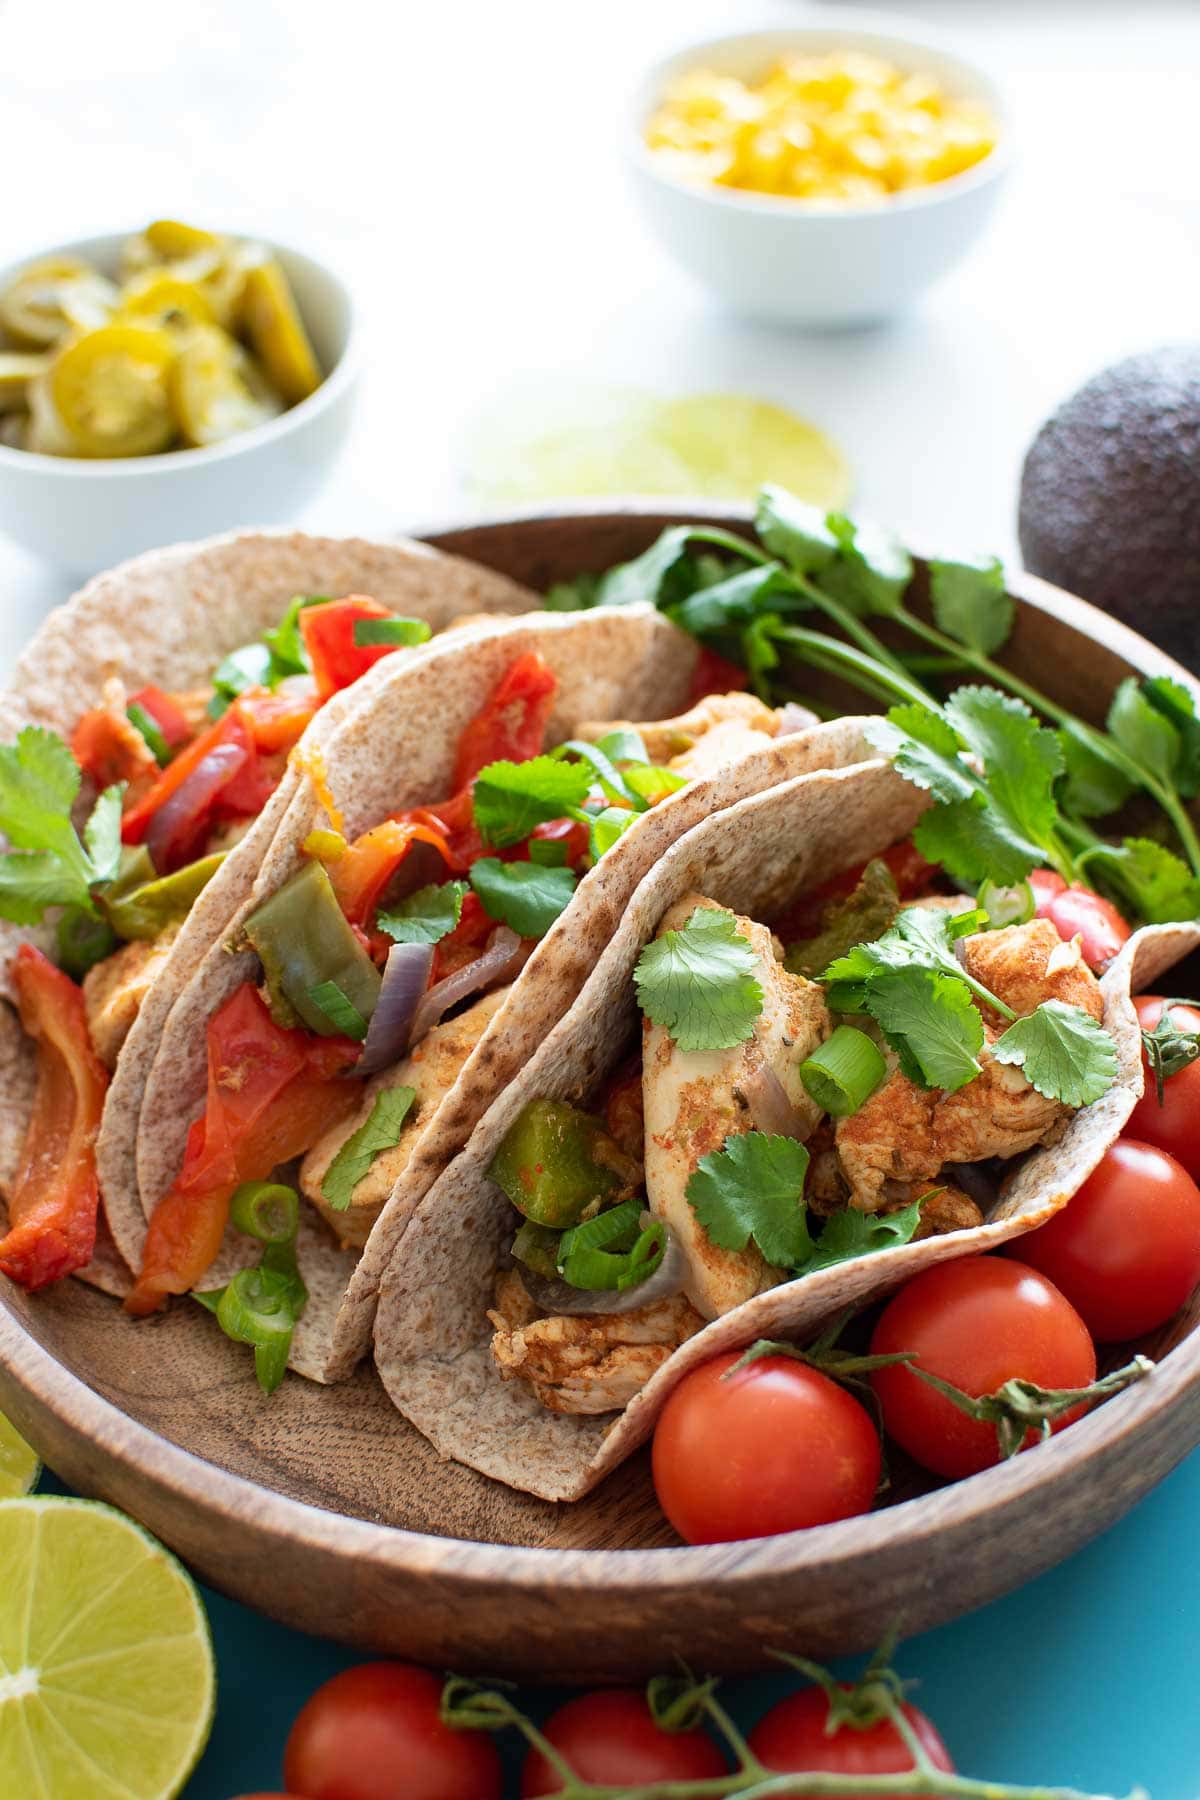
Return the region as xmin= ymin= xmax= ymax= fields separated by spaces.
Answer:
xmin=132 ymin=610 xmax=876 ymax=1380
xmin=372 ymin=757 xmax=1200 ymax=1502
xmin=0 ymin=528 xmax=537 ymax=1295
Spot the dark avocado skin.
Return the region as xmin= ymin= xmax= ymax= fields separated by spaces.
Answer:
xmin=1018 ymin=344 xmax=1200 ymax=672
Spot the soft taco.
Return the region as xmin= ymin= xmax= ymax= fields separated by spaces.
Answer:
xmin=0 ymin=529 xmax=537 ymax=1297
xmin=372 ymin=755 xmax=1200 ymax=1502
xmin=122 ymin=609 xmax=875 ymax=1382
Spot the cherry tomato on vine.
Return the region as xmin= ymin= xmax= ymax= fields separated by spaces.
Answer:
xmin=652 ymin=1352 xmax=881 ymax=1544
xmin=282 ymin=1663 xmax=502 ymax=1800
xmin=870 ymin=1257 xmax=1096 ymax=1479
xmin=1028 ymin=870 xmax=1131 ymax=971
xmin=520 ymin=1689 xmax=729 ymax=1796
xmin=1018 ymin=1138 xmax=1200 ymax=1341
xmin=1128 ymin=996 xmax=1200 ymax=1179
xmin=748 ymin=1683 xmax=955 ymax=1793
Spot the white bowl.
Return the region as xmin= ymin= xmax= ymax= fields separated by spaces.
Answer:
xmin=629 ymin=18 xmax=1011 ymax=328
xmin=0 ymin=231 xmax=360 ymax=573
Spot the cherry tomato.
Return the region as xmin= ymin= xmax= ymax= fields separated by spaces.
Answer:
xmin=1029 ymin=870 xmax=1131 ymax=970
xmin=1128 ymin=996 xmax=1200 ymax=1179
xmin=282 ymin=1663 xmax=501 ymax=1800
xmin=652 ymin=1352 xmax=881 ymax=1544
xmin=1018 ymin=1138 xmax=1200 ymax=1341
xmin=870 ymin=1257 xmax=1096 ymax=1479
xmin=520 ymin=1689 xmax=729 ymax=1796
xmin=749 ymin=1684 xmax=954 ymax=1794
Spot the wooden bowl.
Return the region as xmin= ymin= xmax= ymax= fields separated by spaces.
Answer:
xmin=2 ymin=504 xmax=1199 ymax=1681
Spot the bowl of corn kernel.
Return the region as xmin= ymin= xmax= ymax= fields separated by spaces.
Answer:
xmin=631 ymin=20 xmax=1008 ymax=326
xmin=0 ymin=220 xmax=359 ymax=572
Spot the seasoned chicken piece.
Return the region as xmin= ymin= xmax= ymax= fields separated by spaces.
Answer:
xmin=910 ymin=1184 xmax=985 ymax=1238
xmin=301 ymin=986 xmax=509 ymax=1248
xmin=575 ymin=692 xmax=782 ymax=784
xmin=835 ymin=918 xmax=1104 ymax=1210
xmin=488 ymin=1269 xmax=705 ymax=1415
xmin=643 ymin=895 xmax=831 ymax=1319
xmin=82 ymin=930 xmax=178 ymax=1069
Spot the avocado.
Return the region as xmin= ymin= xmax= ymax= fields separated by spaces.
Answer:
xmin=1018 ymin=345 xmax=1200 ymax=670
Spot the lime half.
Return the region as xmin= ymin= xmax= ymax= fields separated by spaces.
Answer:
xmin=0 ymin=1412 xmax=40 ymax=1498
xmin=0 ymin=1496 xmax=215 ymax=1798
xmin=463 ymin=386 xmax=851 ymax=508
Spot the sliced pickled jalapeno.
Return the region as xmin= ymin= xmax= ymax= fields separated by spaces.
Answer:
xmin=0 ymin=352 xmax=50 ymax=414
xmin=49 ymin=325 xmax=177 ymax=458
xmin=115 ymin=271 xmax=216 ymax=334
xmin=121 ymin=219 xmax=224 ymax=279
xmin=0 ymin=257 xmax=116 ymax=347
xmin=240 ymin=259 xmax=322 ymax=404
xmin=170 ymin=325 xmax=282 ymax=447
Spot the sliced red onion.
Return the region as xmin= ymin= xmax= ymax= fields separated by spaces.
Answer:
xmin=407 ymin=925 xmax=526 ymax=1047
xmin=357 ymin=941 xmax=434 ymax=1076
xmin=943 ymin=1160 xmax=1001 ymax=1212
xmin=775 ymin=702 xmax=820 ymax=736
xmin=145 ymin=742 xmax=249 ymax=872
xmin=521 ymin=1217 xmax=687 ymax=1316
xmin=738 ymin=1064 xmax=812 ymax=1139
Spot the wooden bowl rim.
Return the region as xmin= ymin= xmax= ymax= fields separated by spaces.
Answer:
xmin=3 ymin=499 xmax=1198 ymax=1588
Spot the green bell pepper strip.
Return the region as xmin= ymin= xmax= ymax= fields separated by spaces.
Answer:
xmin=102 ymin=850 xmax=227 ymax=942
xmin=487 ymin=1098 xmax=630 ymax=1229
xmin=243 ymin=859 xmax=382 ymax=1036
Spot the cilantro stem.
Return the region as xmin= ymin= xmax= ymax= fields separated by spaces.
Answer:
xmin=773 ymin=628 xmax=935 ymax=712
xmin=788 ymin=574 xmax=916 ymax=682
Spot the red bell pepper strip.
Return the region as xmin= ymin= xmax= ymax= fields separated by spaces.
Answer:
xmin=237 ymin=678 xmax=322 ymax=753
xmin=687 ymin=645 xmax=749 ymax=705
xmin=71 ymin=705 xmax=159 ymax=790
xmin=126 ymin=984 xmax=359 ymax=1315
xmin=128 ymin=685 xmax=193 ymax=750
xmin=329 ymin=819 xmax=456 ymax=926
xmin=121 ymin=705 xmax=248 ymax=846
xmin=300 ymin=596 xmax=403 ymax=702
xmin=0 ymin=946 xmax=109 ymax=1292
xmin=452 ymin=652 xmax=557 ymax=790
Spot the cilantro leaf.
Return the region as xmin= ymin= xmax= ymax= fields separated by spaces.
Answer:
xmin=543 ymin=573 xmax=601 ymax=612
xmin=472 ymin=756 xmax=593 ymax=849
xmin=634 ymin=905 xmax=764 ymax=1051
xmin=927 ymin=555 xmax=1013 ymax=655
xmin=1058 ymin=721 xmax=1135 ymax=819
xmin=0 ymin=728 xmax=124 ymax=921
xmin=1107 ymin=678 xmax=1180 ymax=787
xmin=83 ymin=784 xmax=125 ymax=884
xmin=755 ymin=485 xmax=839 ymax=575
xmin=553 ymin=739 xmax=639 ymax=808
xmin=823 ymin=903 xmax=983 ymax=1002
xmin=865 ymin=705 xmax=975 ymax=805
xmin=322 ymin=1086 xmax=416 ymax=1212
xmin=1141 ymin=677 xmax=1200 ymax=798
xmin=209 ymin=595 xmax=323 ymax=717
xmin=945 ymin=686 xmax=1064 ymax=856
xmin=377 ymin=880 xmax=466 ymax=946
xmin=209 ymin=641 xmax=275 ymax=711
xmin=817 ymin=514 xmax=913 ymax=617
xmin=669 ymin=563 xmax=797 ymax=638
xmin=793 ymin=1196 xmax=924 ymax=1275
xmin=867 ymin=966 xmax=984 ymax=1092
xmin=993 ymin=1001 xmax=1119 ymax=1106
xmin=261 ymin=594 xmax=323 ymax=676
xmin=596 ymin=526 xmax=698 ymax=609
xmin=470 ymin=857 xmax=576 ymax=939
xmin=912 ymin=796 xmax=1048 ymax=888
xmin=0 ymin=854 xmax=88 ymax=924
xmin=1077 ymin=837 xmax=1200 ymax=925
xmin=685 ymin=1131 xmax=812 ymax=1269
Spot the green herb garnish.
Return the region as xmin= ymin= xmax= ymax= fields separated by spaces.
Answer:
xmin=634 ymin=906 xmax=764 ymax=1052
xmin=470 ymin=857 xmax=576 ymax=939
xmin=472 ymin=756 xmax=593 ymax=849
xmin=685 ymin=1132 xmax=813 ymax=1269
xmin=0 ymin=727 xmax=123 ymax=928
xmin=322 ymin=1086 xmax=416 ymax=1213
xmin=377 ymin=879 xmax=466 ymax=946
xmin=307 ymin=979 xmax=369 ymax=1040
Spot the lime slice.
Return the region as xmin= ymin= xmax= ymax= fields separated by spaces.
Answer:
xmin=0 ymin=1496 xmax=215 ymax=1797
xmin=0 ymin=1412 xmax=40 ymax=1498
xmin=462 ymin=386 xmax=851 ymax=508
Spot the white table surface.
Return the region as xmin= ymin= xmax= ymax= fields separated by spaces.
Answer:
xmin=2 ymin=0 xmax=1199 ymax=657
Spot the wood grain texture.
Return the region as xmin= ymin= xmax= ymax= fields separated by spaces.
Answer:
xmin=1 ymin=504 xmax=1198 ymax=1678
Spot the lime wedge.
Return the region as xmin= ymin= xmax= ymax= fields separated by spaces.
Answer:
xmin=0 ymin=1412 xmax=40 ymax=1498
xmin=463 ymin=387 xmax=851 ymax=508
xmin=0 ymin=1496 xmax=215 ymax=1798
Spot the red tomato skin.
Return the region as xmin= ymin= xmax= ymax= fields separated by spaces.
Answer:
xmin=1028 ymin=867 xmax=1067 ymax=910
xmin=1018 ymin=1138 xmax=1200 ymax=1341
xmin=870 ymin=1258 xmax=1096 ymax=1480
xmin=1036 ymin=881 xmax=1131 ymax=971
xmin=1128 ymin=997 xmax=1200 ymax=1180
xmin=520 ymin=1690 xmax=728 ymax=1796
xmin=749 ymin=1684 xmax=954 ymax=1794
xmin=652 ymin=1353 xmax=881 ymax=1545
xmin=282 ymin=1663 xmax=502 ymax=1800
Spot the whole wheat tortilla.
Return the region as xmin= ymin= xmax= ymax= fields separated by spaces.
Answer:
xmin=135 ymin=610 xmax=875 ymax=1381
xmin=372 ymin=759 xmax=1200 ymax=1502
xmin=0 ymin=528 xmax=536 ymax=1299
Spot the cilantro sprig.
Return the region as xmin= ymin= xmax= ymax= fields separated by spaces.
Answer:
xmin=470 ymin=736 xmax=690 ymax=869
xmin=0 ymin=727 xmax=123 ymax=926
xmin=634 ymin=905 xmax=764 ymax=1051
xmin=322 ymin=1087 xmax=416 ymax=1213
xmin=546 ymin=484 xmax=1200 ymax=924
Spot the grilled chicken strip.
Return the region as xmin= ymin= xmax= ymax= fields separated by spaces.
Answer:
xmin=575 ymin=691 xmax=783 ymax=786
xmin=642 ymin=894 xmax=831 ymax=1319
xmin=301 ymin=986 xmax=509 ymax=1248
xmin=488 ymin=1268 xmax=705 ymax=1415
xmin=835 ymin=919 xmax=1103 ymax=1211
xmin=82 ymin=929 xmax=179 ymax=1070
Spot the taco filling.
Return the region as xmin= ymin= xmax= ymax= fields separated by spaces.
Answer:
xmin=484 ymin=847 xmax=1116 ymax=1416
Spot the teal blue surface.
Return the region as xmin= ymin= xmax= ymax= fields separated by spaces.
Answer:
xmin=47 ymin=1447 xmax=1200 ymax=1798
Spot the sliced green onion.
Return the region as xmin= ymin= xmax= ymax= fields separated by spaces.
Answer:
xmin=527 ymin=836 xmax=569 ymax=867
xmin=799 ymin=1025 xmax=887 ymax=1117
xmin=558 ymin=1198 xmax=643 ymax=1260
xmin=558 ymin=1202 xmax=666 ymax=1291
xmin=587 ymin=805 xmax=637 ymax=859
xmin=625 ymin=764 xmax=689 ymax=805
xmin=230 ymin=1181 xmax=300 ymax=1244
xmin=307 ymin=979 xmax=369 ymax=1040
xmin=214 ymin=1266 xmax=308 ymax=1395
xmin=352 ymin=617 xmax=433 ymax=648
xmin=553 ymin=739 xmax=641 ymax=808
xmin=511 ymin=1219 xmax=561 ymax=1278
xmin=126 ymin=701 xmax=171 ymax=767
xmin=977 ymin=878 xmax=1035 ymax=929
xmin=594 ymin=727 xmax=649 ymax=765
xmin=617 ymin=1217 xmax=667 ymax=1291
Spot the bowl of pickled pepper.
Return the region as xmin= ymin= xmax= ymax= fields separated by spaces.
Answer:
xmin=0 ymin=221 xmax=359 ymax=572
